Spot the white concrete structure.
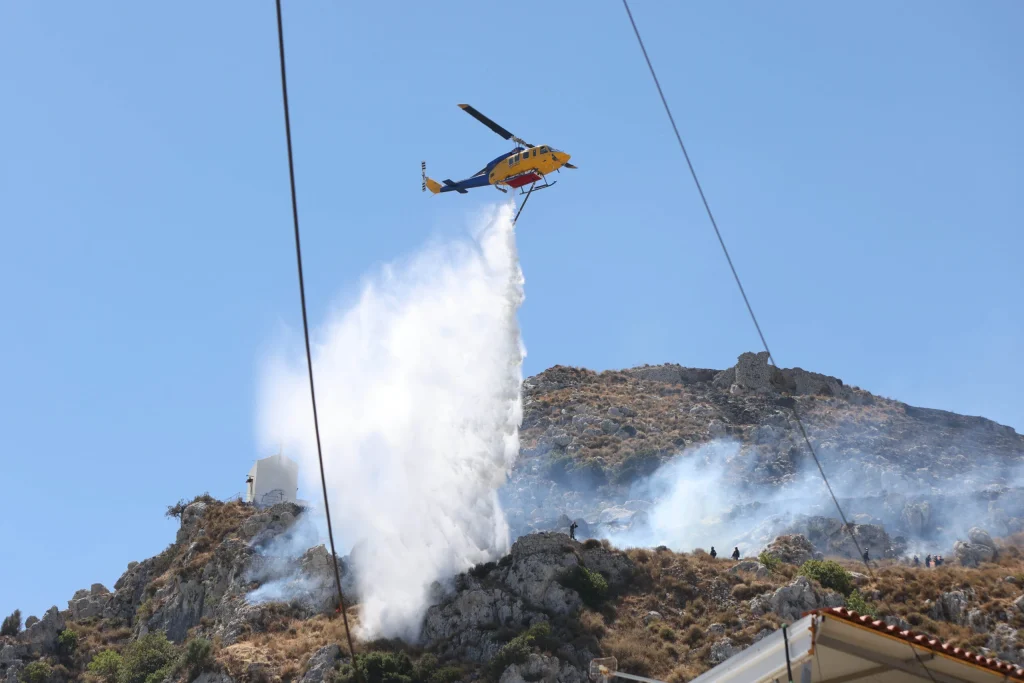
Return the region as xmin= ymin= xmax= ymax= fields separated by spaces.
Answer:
xmin=245 ymin=452 xmax=299 ymax=508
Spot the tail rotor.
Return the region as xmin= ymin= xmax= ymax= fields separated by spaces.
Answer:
xmin=421 ymin=161 xmax=427 ymax=192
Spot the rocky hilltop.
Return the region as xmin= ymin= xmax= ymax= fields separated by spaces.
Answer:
xmin=502 ymin=352 xmax=1024 ymax=557
xmin=3 ymin=353 xmax=1024 ymax=683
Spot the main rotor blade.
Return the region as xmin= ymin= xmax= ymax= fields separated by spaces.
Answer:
xmin=458 ymin=104 xmax=521 ymax=143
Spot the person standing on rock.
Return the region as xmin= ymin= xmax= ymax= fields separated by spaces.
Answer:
xmin=569 ymin=521 xmax=578 ymax=540
xmin=732 ymin=547 xmax=740 ymax=561
xmin=710 ymin=546 xmax=717 ymax=559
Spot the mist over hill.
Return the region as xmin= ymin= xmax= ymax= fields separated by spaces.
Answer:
xmin=501 ymin=351 xmax=1024 ymax=562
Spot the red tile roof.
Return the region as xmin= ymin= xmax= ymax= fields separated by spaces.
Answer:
xmin=809 ymin=607 xmax=1024 ymax=680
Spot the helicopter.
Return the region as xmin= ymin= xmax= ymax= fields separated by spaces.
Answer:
xmin=422 ymin=104 xmax=576 ymax=196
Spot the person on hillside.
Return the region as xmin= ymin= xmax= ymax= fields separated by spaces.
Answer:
xmin=710 ymin=546 xmax=717 ymax=559
xmin=912 ymin=555 xmax=920 ymax=567
xmin=935 ymin=555 xmax=943 ymax=567
xmin=925 ymin=554 xmax=932 ymax=568
xmin=732 ymin=547 xmax=740 ymax=561
xmin=569 ymin=521 xmax=578 ymax=540
xmin=863 ymin=549 xmax=870 ymax=564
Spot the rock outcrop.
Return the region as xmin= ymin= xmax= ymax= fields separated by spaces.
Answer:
xmin=954 ymin=528 xmax=998 ymax=567
xmin=763 ymin=535 xmax=818 ymax=566
xmin=750 ymin=577 xmax=845 ymax=621
xmin=423 ymin=533 xmax=633 ymax=677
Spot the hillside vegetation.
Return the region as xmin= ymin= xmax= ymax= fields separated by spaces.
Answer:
xmin=3 ymin=354 xmax=1023 ymax=683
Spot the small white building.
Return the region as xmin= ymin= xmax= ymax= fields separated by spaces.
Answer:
xmin=245 ymin=452 xmax=299 ymax=508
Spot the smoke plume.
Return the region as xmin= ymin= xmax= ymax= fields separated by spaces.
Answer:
xmin=257 ymin=202 xmax=526 ymax=641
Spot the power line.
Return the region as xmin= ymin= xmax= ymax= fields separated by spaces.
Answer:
xmin=273 ymin=0 xmax=359 ymax=674
xmin=618 ymin=2 xmax=937 ymax=680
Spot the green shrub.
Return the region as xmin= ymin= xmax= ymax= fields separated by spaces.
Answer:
xmin=488 ymin=622 xmax=552 ymax=679
xmin=57 ymin=629 xmax=79 ymax=661
xmin=88 ymin=650 xmax=125 ymax=683
xmin=337 ymin=651 xmax=414 ymax=683
xmin=845 ymin=589 xmax=877 ymax=618
xmin=1 ymin=609 xmax=21 ymax=637
xmin=799 ymin=560 xmax=853 ymax=596
xmin=180 ymin=638 xmax=214 ymax=680
xmin=758 ymin=551 xmax=781 ymax=573
xmin=19 ymin=661 xmax=51 ymax=683
xmin=559 ymin=564 xmax=609 ymax=607
xmin=427 ymin=667 xmax=462 ymax=683
xmin=143 ymin=666 xmax=172 ymax=683
xmin=118 ymin=632 xmax=178 ymax=683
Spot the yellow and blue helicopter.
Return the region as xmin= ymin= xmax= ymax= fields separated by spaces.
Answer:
xmin=422 ymin=104 xmax=576 ymax=196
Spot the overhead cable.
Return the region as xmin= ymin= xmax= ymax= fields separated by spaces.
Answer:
xmin=619 ymin=2 xmax=936 ymax=679
xmin=272 ymin=0 xmax=359 ymax=675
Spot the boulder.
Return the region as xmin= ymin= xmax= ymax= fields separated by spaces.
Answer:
xmin=751 ymin=577 xmax=844 ymax=622
xmin=764 ymin=535 xmax=815 ymax=566
xmin=18 ymin=606 xmax=64 ymax=655
xmin=300 ymin=644 xmax=341 ymax=683
xmin=954 ymin=528 xmax=997 ymax=567
xmin=499 ymin=653 xmax=586 ymax=683
xmin=708 ymin=638 xmax=741 ymax=665
xmin=927 ymin=589 xmax=974 ymax=626
xmin=177 ymin=501 xmax=209 ymax=544
xmin=986 ymin=624 xmax=1022 ymax=666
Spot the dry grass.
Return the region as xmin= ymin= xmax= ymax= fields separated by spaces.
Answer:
xmin=590 ymin=537 xmax=1024 ymax=681
xmin=864 ymin=538 xmax=1024 ymax=647
xmin=521 ymin=370 xmax=729 ymax=471
xmin=589 ymin=547 xmax=790 ymax=680
xmin=218 ymin=610 xmax=371 ymax=683
xmin=63 ymin=618 xmax=134 ymax=670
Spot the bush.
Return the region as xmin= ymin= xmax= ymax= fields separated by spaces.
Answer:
xmin=19 ymin=661 xmax=51 ymax=683
xmin=488 ymin=622 xmax=552 ymax=679
xmin=88 ymin=650 xmax=125 ymax=683
xmin=758 ymin=551 xmax=781 ymax=574
xmin=426 ymin=668 xmax=462 ymax=683
xmin=57 ymin=629 xmax=79 ymax=661
xmin=845 ymin=589 xmax=877 ymax=618
xmin=559 ymin=564 xmax=609 ymax=607
xmin=1 ymin=609 xmax=21 ymax=637
xmin=118 ymin=632 xmax=179 ymax=683
xmin=799 ymin=560 xmax=853 ymax=596
xmin=180 ymin=638 xmax=214 ymax=680
xmin=411 ymin=655 xmax=461 ymax=683
xmin=337 ymin=651 xmax=414 ymax=683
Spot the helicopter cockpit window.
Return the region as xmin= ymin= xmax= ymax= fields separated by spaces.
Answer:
xmin=540 ymin=146 xmax=549 ymax=153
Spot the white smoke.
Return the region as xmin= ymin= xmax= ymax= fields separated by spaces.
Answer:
xmin=257 ymin=202 xmax=526 ymax=641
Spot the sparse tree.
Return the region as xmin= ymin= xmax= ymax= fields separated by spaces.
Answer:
xmin=1 ymin=609 xmax=21 ymax=637
xmin=87 ymin=650 xmax=124 ymax=683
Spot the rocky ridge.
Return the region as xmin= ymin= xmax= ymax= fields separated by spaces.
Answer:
xmin=3 ymin=498 xmax=1024 ymax=683
xmin=502 ymin=352 xmax=1024 ymax=556
xmin=3 ymin=354 xmax=1024 ymax=683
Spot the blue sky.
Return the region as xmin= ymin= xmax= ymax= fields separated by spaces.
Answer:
xmin=2 ymin=1 xmax=1021 ymax=621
